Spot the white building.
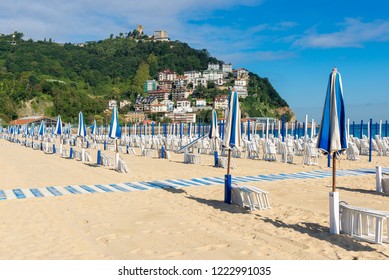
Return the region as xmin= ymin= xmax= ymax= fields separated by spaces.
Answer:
xmin=164 ymin=112 xmax=196 ymax=123
xmin=174 ymin=75 xmax=189 ymax=88
xmin=175 ymin=99 xmax=192 ymax=113
xmin=235 ymin=79 xmax=247 ymax=87
xmin=158 ymin=69 xmax=177 ymax=82
xmin=235 ymin=87 xmax=248 ymax=98
xmin=108 ymin=100 xmax=117 ymax=109
xmin=120 ymin=100 xmax=131 ymax=108
xmin=207 ymin=63 xmax=220 ymax=70
xmin=233 ymin=68 xmax=249 ymax=79
xmin=193 ymin=77 xmax=207 ymax=88
xmin=184 ymin=71 xmax=202 ymax=83
xmin=202 ymin=69 xmax=224 ymax=86
xmin=161 ymin=100 xmax=175 ymax=112
xmin=234 ymin=79 xmax=248 ymax=98
xmin=222 ymin=63 xmax=232 ymax=73
xmin=150 ymin=103 xmax=167 ymax=113
xmin=214 ymin=95 xmax=229 ymax=110
xmin=195 ymin=99 xmax=207 ymax=107
xmin=154 ymin=30 xmax=169 ymax=41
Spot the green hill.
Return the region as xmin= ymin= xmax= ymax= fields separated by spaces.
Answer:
xmin=0 ymin=32 xmax=293 ymax=124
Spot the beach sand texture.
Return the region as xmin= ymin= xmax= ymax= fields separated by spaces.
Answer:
xmin=0 ymin=139 xmax=388 ymax=260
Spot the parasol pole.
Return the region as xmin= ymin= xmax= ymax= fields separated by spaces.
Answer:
xmin=332 ymin=151 xmax=336 ymax=192
xmin=227 ymin=149 xmax=231 ymax=175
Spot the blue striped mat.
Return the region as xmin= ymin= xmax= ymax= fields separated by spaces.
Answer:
xmin=0 ymin=167 xmax=385 ymax=201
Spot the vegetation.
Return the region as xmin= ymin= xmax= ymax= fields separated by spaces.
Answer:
xmin=0 ymin=31 xmax=292 ymax=124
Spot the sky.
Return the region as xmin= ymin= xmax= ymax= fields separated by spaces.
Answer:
xmin=1 ymin=0 xmax=389 ymax=122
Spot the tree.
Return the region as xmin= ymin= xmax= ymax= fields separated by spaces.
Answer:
xmin=132 ymin=62 xmax=150 ymax=96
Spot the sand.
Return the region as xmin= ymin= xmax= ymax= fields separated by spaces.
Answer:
xmin=0 ymin=138 xmax=388 ymax=260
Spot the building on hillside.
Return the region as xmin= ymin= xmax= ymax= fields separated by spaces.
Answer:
xmin=157 ymin=80 xmax=174 ymax=91
xmin=207 ymin=63 xmax=220 ymax=70
xmin=125 ymin=111 xmax=146 ymax=123
xmin=195 ymin=99 xmax=206 ymax=107
xmin=120 ymin=100 xmax=131 ymax=108
xmin=135 ymin=96 xmax=159 ymax=112
xmin=158 ymin=69 xmax=177 ymax=81
xmin=144 ymin=80 xmax=158 ymax=93
xmin=10 ymin=116 xmax=57 ymax=127
xmin=150 ymin=103 xmax=167 ymax=113
xmin=171 ymin=87 xmax=190 ymax=100
xmin=173 ymin=75 xmax=189 ymax=88
xmin=164 ymin=112 xmax=196 ymax=123
xmin=234 ymin=86 xmax=248 ymax=98
xmin=137 ymin=24 xmax=144 ymax=36
xmin=234 ymin=79 xmax=248 ymax=98
xmin=233 ymin=68 xmax=249 ymax=79
xmin=108 ymin=100 xmax=117 ymax=109
xmin=153 ymin=30 xmax=169 ymax=41
xmin=161 ymin=100 xmax=174 ymax=112
xmin=213 ymin=95 xmax=229 ymax=110
xmin=184 ymin=71 xmax=201 ymax=83
xmin=148 ymin=89 xmax=170 ymax=101
xmin=193 ymin=77 xmax=207 ymax=88
xmin=222 ymin=63 xmax=233 ymax=73
xmin=202 ymin=69 xmax=224 ymax=86
xmin=175 ymin=99 xmax=192 ymax=113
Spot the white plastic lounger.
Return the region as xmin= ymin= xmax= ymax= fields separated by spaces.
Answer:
xmin=231 ymin=184 xmax=270 ymax=211
xmin=217 ymin=156 xmax=236 ymax=169
xmin=237 ymin=185 xmax=270 ymax=210
xmin=339 ymin=202 xmax=389 ymax=244
xmin=231 ymin=185 xmax=254 ymax=211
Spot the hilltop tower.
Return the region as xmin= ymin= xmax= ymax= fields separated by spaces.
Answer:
xmin=137 ymin=25 xmax=143 ymax=36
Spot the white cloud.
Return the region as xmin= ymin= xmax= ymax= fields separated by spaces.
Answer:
xmin=293 ymin=18 xmax=389 ymax=48
xmin=0 ymin=0 xmax=263 ymax=41
xmin=0 ymin=0 xmax=298 ymax=64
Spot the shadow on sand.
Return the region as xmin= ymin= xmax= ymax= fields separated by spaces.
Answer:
xmin=161 ymin=187 xmax=250 ymax=214
xmin=336 ymin=186 xmax=388 ymax=197
xmin=259 ymin=217 xmax=389 ymax=257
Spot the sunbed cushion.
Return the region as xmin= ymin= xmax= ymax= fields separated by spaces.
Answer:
xmin=382 ymin=177 xmax=389 ymax=194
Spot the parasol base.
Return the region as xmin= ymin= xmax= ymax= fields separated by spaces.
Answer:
xmin=224 ymin=174 xmax=232 ymax=204
xmin=214 ymin=151 xmax=219 ymax=167
xmin=329 ymin=191 xmax=340 ymax=234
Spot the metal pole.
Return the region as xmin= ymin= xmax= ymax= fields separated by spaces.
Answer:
xmin=369 ymin=118 xmax=373 ymax=162
xmin=332 ymin=152 xmax=336 ymax=192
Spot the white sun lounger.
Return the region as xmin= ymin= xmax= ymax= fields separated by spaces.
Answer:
xmin=238 ymin=185 xmax=270 ymax=210
xmin=231 ymin=184 xmax=270 ymax=211
xmin=117 ymin=156 xmax=129 ymax=173
xmin=231 ymin=185 xmax=254 ymax=211
xmin=217 ymin=156 xmax=236 ymax=169
xmin=340 ymin=202 xmax=389 ymax=244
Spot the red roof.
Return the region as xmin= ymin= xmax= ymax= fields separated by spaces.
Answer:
xmin=10 ymin=116 xmax=45 ymax=125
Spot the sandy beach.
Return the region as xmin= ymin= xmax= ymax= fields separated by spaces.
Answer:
xmin=0 ymin=138 xmax=388 ymax=260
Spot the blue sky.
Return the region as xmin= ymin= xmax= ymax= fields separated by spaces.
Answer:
xmin=1 ymin=0 xmax=389 ymax=122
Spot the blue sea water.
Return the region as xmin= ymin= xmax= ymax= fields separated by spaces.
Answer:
xmin=121 ymin=120 xmax=389 ymax=139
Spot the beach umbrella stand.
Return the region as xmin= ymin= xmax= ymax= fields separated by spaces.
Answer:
xmin=317 ymin=68 xmax=348 ymax=235
xmin=108 ymin=105 xmax=122 ymax=171
xmin=77 ymin=112 xmax=87 ymax=161
xmin=209 ymin=109 xmax=219 ymax=167
xmin=55 ymin=115 xmax=63 ymax=155
xmin=223 ymin=91 xmax=241 ymax=204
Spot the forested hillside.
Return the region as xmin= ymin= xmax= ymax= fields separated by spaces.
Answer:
xmin=0 ymin=32 xmax=292 ymax=124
